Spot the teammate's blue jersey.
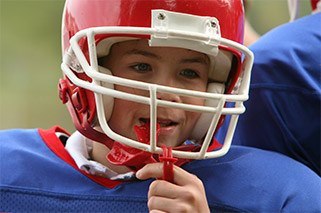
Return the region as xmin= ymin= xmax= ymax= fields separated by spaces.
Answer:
xmin=1 ymin=127 xmax=320 ymax=212
xmin=230 ymin=12 xmax=321 ymax=175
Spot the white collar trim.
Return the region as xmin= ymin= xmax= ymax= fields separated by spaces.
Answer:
xmin=64 ymin=131 xmax=135 ymax=180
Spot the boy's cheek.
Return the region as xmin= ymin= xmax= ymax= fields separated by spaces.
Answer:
xmin=114 ymin=84 xmax=150 ymax=97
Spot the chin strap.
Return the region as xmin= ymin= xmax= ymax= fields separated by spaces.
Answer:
xmin=159 ymin=145 xmax=177 ymax=183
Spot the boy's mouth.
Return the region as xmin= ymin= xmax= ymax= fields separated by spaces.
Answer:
xmin=139 ymin=118 xmax=178 ymax=127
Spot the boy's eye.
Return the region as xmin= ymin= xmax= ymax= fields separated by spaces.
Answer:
xmin=131 ymin=63 xmax=152 ymax=72
xmin=180 ymin=69 xmax=200 ymax=79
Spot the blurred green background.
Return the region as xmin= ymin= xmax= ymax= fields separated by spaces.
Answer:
xmin=0 ymin=0 xmax=312 ymax=133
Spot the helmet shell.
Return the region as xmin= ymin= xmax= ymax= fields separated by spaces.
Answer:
xmin=62 ymin=0 xmax=244 ymax=53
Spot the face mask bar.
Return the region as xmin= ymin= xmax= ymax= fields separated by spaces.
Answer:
xmin=61 ymin=12 xmax=253 ymax=160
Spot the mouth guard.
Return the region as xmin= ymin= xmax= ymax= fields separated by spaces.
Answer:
xmin=106 ymin=122 xmax=160 ymax=170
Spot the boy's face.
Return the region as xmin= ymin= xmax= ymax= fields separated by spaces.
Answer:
xmin=100 ymin=39 xmax=209 ymax=147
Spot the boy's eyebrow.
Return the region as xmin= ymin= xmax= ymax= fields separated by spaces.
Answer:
xmin=124 ymin=48 xmax=209 ymax=65
xmin=180 ymin=57 xmax=209 ymax=66
xmin=124 ymin=49 xmax=161 ymax=59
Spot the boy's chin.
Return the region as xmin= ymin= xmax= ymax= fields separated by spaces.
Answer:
xmin=157 ymin=136 xmax=180 ymax=148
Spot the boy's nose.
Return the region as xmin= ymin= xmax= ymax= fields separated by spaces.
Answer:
xmin=156 ymin=91 xmax=182 ymax=103
xmin=153 ymin=71 xmax=182 ymax=103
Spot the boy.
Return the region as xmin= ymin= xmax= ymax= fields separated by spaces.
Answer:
xmin=1 ymin=0 xmax=320 ymax=212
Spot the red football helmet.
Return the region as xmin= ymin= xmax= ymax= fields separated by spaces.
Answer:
xmin=59 ymin=0 xmax=253 ymax=160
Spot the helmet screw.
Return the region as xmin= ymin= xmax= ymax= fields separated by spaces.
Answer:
xmin=158 ymin=13 xmax=166 ymax=20
xmin=210 ymin=21 xmax=217 ymax=28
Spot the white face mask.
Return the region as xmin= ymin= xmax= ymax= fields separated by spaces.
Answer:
xmin=61 ymin=9 xmax=254 ymax=160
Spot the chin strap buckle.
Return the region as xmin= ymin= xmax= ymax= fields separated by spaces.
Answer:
xmin=159 ymin=145 xmax=177 ymax=183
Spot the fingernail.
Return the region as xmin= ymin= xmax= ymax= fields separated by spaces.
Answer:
xmin=135 ymin=170 xmax=141 ymax=179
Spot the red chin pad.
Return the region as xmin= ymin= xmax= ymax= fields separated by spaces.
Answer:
xmin=106 ymin=123 xmax=160 ymax=170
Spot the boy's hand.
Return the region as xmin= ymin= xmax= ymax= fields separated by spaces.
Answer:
xmin=136 ymin=163 xmax=210 ymax=213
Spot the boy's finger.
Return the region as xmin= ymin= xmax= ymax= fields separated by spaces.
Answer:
xmin=147 ymin=180 xmax=181 ymax=199
xmin=136 ymin=163 xmax=164 ymax=180
xmin=148 ymin=195 xmax=185 ymax=213
xmin=136 ymin=163 xmax=199 ymax=186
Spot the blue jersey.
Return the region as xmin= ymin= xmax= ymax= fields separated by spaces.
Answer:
xmin=230 ymin=13 xmax=321 ymax=175
xmin=1 ymin=127 xmax=320 ymax=212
